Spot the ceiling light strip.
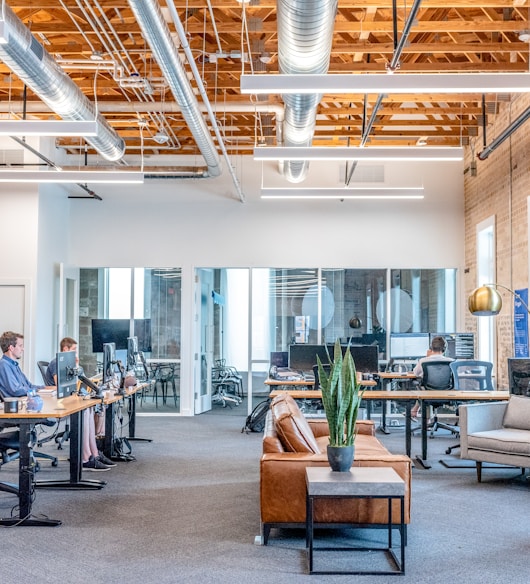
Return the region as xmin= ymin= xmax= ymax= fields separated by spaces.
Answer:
xmin=241 ymin=73 xmax=530 ymax=95
xmin=261 ymin=187 xmax=424 ymax=200
xmin=0 ymin=120 xmax=98 ymax=136
xmin=0 ymin=170 xmax=144 ymax=184
xmin=254 ymin=146 xmax=464 ymax=161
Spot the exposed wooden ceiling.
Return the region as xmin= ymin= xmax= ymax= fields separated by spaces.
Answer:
xmin=0 ymin=0 xmax=529 ymax=166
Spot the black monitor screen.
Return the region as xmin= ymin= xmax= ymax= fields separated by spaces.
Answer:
xmin=289 ymin=344 xmax=331 ymax=373
xmin=270 ymin=351 xmax=288 ymax=368
xmin=508 ymin=358 xmax=530 ymax=396
xmin=92 ymin=319 xmax=129 ymax=352
xmin=56 ymin=350 xmax=77 ymax=399
xmin=348 ymin=345 xmax=379 ymax=373
xmin=430 ymin=333 xmax=475 ymax=359
xmin=92 ymin=318 xmax=151 ymax=353
xmin=390 ymin=333 xmax=430 ymax=359
xmin=102 ymin=342 xmax=116 ymax=386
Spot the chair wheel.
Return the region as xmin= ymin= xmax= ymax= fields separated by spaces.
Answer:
xmin=34 ymin=462 xmax=41 ymax=472
xmin=52 ymin=458 xmax=59 ymax=467
xmin=445 ymin=448 xmax=451 ymax=454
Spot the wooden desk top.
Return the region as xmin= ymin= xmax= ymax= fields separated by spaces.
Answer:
xmin=378 ymin=372 xmax=417 ymax=380
xmin=269 ymin=389 xmax=510 ymax=401
xmin=0 ymin=393 xmax=101 ymax=420
xmin=265 ymin=377 xmax=378 ymax=388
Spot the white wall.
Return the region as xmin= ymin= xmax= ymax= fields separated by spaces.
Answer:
xmin=0 ymin=155 xmax=464 ymax=408
xmin=66 ymin=157 xmax=465 ymax=270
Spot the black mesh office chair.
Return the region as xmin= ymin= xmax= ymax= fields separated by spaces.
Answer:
xmin=418 ymin=360 xmax=459 ymax=438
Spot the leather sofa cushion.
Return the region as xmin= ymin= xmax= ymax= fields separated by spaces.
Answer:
xmin=270 ymin=393 xmax=320 ymax=454
xmin=503 ymin=395 xmax=530 ymax=431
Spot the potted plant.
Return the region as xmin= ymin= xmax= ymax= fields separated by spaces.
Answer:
xmin=316 ymin=340 xmax=364 ymax=472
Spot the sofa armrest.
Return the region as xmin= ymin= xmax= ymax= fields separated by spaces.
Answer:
xmin=459 ymin=401 xmax=507 ymax=457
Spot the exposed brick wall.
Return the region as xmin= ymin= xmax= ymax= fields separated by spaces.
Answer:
xmin=464 ymin=94 xmax=530 ymax=387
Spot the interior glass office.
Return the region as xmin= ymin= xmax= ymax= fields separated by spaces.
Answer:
xmin=79 ymin=267 xmax=456 ymax=415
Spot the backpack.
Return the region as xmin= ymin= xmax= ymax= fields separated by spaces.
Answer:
xmin=241 ymin=398 xmax=271 ymax=434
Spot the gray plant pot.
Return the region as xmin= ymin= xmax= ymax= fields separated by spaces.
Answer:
xmin=327 ymin=444 xmax=354 ymax=472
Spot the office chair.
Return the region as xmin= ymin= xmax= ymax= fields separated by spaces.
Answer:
xmin=417 ymin=360 xmax=459 ymax=438
xmin=0 ymin=393 xmax=59 ymax=471
xmin=37 ymin=359 xmax=69 ymax=449
xmin=444 ymin=360 xmax=495 ymax=454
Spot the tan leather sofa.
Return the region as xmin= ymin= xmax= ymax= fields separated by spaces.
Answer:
xmin=260 ymin=392 xmax=412 ymax=544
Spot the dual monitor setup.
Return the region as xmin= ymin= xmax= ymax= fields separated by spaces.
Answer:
xmin=56 ymin=317 xmax=152 ymax=399
xmin=271 ymin=332 xmax=476 ymax=378
xmin=272 ymin=343 xmax=380 ymax=378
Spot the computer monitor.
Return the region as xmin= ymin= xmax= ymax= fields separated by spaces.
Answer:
xmin=270 ymin=351 xmax=288 ymax=368
xmin=92 ymin=319 xmax=129 ymax=352
xmin=91 ymin=318 xmax=152 ymax=353
xmin=429 ymin=332 xmax=475 ymax=359
xmin=349 ymin=345 xmax=379 ymax=373
xmin=508 ymin=358 xmax=530 ymax=396
xmin=102 ymin=342 xmax=117 ymax=386
xmin=127 ymin=336 xmax=139 ymax=371
xmin=56 ymin=350 xmax=78 ymax=399
xmin=389 ymin=333 xmax=430 ymax=359
xmin=289 ymin=344 xmax=331 ymax=373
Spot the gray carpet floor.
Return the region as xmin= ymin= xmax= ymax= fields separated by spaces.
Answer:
xmin=1 ymin=409 xmax=528 ymax=583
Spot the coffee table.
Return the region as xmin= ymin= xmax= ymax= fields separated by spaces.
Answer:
xmin=305 ymin=466 xmax=405 ymax=575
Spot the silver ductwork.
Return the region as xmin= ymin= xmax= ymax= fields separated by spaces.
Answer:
xmin=277 ymin=0 xmax=338 ymax=183
xmin=128 ymin=0 xmax=221 ymax=178
xmin=0 ymin=2 xmax=125 ymax=162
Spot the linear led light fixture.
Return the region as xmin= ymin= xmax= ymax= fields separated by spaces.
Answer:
xmin=0 ymin=170 xmax=144 ymax=183
xmin=254 ymin=146 xmax=464 ymax=162
xmin=0 ymin=120 xmax=98 ymax=136
xmin=261 ymin=187 xmax=424 ymax=200
xmin=241 ymin=73 xmax=530 ymax=95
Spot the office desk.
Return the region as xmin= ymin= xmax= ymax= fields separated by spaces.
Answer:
xmin=373 ymin=372 xmax=418 ymax=433
xmin=0 ymin=393 xmax=104 ymax=527
xmin=265 ymin=377 xmax=377 ymax=389
xmin=269 ymin=389 xmax=509 ymax=466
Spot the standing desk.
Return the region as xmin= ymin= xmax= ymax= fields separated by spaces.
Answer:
xmin=0 ymin=393 xmax=105 ymax=527
xmin=373 ymin=372 xmax=417 ymax=433
xmin=269 ymin=389 xmax=510 ymax=466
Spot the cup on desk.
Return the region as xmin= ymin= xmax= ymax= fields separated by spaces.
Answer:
xmin=4 ymin=398 xmax=19 ymax=413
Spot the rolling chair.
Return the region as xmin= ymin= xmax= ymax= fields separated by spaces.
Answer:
xmin=0 ymin=392 xmax=59 ymax=472
xmin=444 ymin=360 xmax=495 ymax=454
xmin=416 ymin=360 xmax=459 ymax=438
xmin=37 ymin=359 xmax=69 ymax=449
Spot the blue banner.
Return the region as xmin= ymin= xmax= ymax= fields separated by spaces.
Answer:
xmin=514 ymin=288 xmax=529 ymax=358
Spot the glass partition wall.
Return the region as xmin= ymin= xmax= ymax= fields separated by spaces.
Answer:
xmin=79 ymin=267 xmax=456 ymax=415
xmin=79 ymin=268 xmax=182 ymax=412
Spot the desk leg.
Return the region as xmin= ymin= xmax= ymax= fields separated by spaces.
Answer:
xmin=414 ymin=401 xmax=432 ymax=469
xmin=127 ymin=392 xmax=151 ymax=443
xmin=405 ymin=401 xmax=412 ymax=458
xmin=36 ymin=410 xmax=106 ymax=490
xmin=0 ymin=421 xmax=62 ymax=527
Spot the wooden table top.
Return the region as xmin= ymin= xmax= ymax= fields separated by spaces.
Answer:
xmin=0 ymin=392 xmax=100 ymax=420
xmin=269 ymin=389 xmax=510 ymax=400
xmin=265 ymin=377 xmax=378 ymax=387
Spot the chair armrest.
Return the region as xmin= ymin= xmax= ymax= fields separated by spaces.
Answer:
xmin=459 ymin=401 xmax=507 ymax=458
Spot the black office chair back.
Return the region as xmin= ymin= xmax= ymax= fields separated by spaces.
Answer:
xmin=421 ymin=360 xmax=454 ymax=391
xmin=312 ymin=363 xmax=331 ymax=389
xmin=37 ymin=361 xmax=50 ymax=385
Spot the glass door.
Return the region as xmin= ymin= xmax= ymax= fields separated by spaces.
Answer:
xmin=195 ymin=269 xmax=214 ymax=414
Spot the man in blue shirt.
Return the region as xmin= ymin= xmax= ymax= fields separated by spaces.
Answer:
xmin=0 ymin=331 xmax=51 ymax=397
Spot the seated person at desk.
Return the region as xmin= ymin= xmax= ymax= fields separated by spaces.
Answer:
xmin=46 ymin=336 xmax=115 ymax=471
xmin=411 ymin=336 xmax=453 ymax=420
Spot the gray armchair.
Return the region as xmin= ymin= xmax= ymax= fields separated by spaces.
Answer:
xmin=459 ymin=396 xmax=530 ymax=482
